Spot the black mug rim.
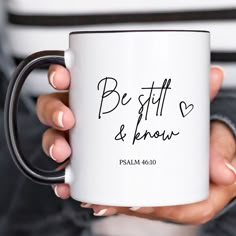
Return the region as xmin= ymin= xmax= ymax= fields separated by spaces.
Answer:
xmin=70 ymin=29 xmax=210 ymax=35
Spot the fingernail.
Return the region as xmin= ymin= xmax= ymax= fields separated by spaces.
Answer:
xmin=58 ymin=111 xmax=64 ymax=128
xmin=54 ymin=185 xmax=60 ymax=198
xmin=49 ymin=71 xmax=56 ymax=89
xmin=53 ymin=111 xmax=64 ymax=128
xmin=129 ymin=207 xmax=141 ymax=212
xmin=225 ymin=161 xmax=236 ymax=175
xmin=80 ymin=203 xmax=92 ymax=208
xmin=49 ymin=144 xmax=56 ymax=161
xmin=93 ymin=209 xmax=107 ymax=216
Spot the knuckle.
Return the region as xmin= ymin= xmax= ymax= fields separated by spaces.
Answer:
xmin=37 ymin=94 xmax=48 ymax=108
xmin=42 ymin=128 xmax=53 ymax=140
xmin=42 ymin=129 xmax=53 ymax=148
xmin=36 ymin=95 xmax=49 ymax=117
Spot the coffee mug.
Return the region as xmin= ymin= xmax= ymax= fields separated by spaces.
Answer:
xmin=4 ymin=30 xmax=210 ymax=207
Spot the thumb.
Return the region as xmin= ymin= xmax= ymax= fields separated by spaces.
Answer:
xmin=210 ymin=121 xmax=236 ymax=185
xmin=210 ymin=66 xmax=224 ymax=101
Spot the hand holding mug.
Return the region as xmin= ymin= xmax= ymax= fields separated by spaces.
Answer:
xmin=37 ymin=65 xmax=236 ymax=224
xmin=5 ymin=30 xmax=236 ymax=224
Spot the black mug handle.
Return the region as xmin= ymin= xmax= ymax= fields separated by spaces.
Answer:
xmin=4 ymin=50 xmax=66 ymax=185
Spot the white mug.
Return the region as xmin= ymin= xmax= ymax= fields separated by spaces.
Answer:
xmin=5 ymin=30 xmax=210 ymax=206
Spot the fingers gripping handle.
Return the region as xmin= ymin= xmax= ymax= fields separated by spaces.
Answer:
xmin=4 ymin=51 xmax=66 ymax=185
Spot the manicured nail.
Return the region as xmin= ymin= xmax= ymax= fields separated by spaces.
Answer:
xmin=129 ymin=207 xmax=141 ymax=212
xmin=53 ymin=111 xmax=64 ymax=128
xmin=49 ymin=144 xmax=56 ymax=161
xmin=225 ymin=161 xmax=236 ymax=175
xmin=80 ymin=203 xmax=92 ymax=208
xmin=54 ymin=185 xmax=60 ymax=198
xmin=93 ymin=209 xmax=107 ymax=216
xmin=49 ymin=71 xmax=56 ymax=88
xmin=57 ymin=111 xmax=64 ymax=128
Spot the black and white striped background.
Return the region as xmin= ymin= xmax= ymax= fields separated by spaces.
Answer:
xmin=6 ymin=1 xmax=236 ymax=95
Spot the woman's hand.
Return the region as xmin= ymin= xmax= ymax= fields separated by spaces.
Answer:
xmin=36 ymin=65 xmax=236 ymax=224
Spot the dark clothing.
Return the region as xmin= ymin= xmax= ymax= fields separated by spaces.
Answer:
xmin=198 ymin=204 xmax=236 ymax=236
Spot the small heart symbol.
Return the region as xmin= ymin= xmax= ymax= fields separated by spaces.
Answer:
xmin=179 ymin=101 xmax=194 ymax=118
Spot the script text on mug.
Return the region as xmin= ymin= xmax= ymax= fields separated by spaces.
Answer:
xmin=97 ymin=77 xmax=183 ymax=145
